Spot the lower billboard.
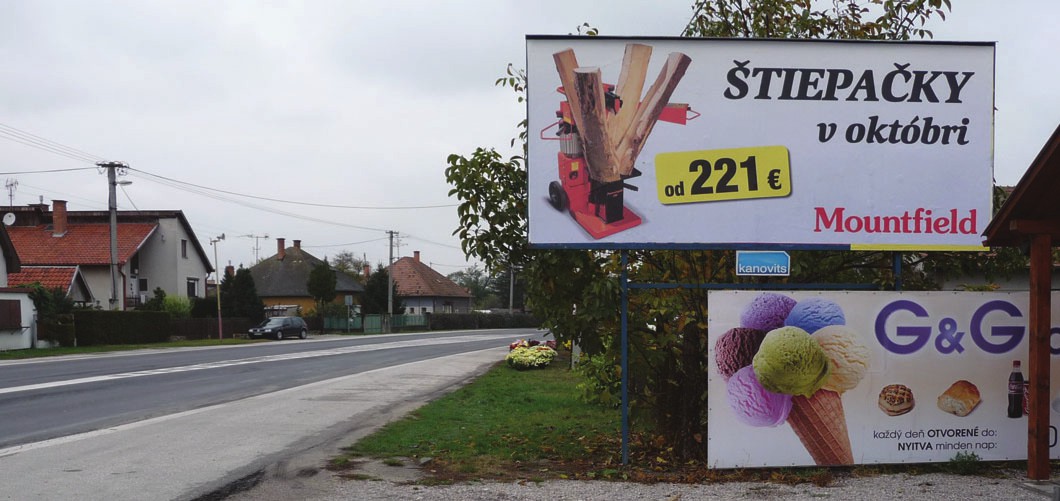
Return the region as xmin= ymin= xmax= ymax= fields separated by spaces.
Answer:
xmin=707 ymin=290 xmax=1060 ymax=467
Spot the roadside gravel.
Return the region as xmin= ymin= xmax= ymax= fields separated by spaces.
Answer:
xmin=251 ymin=470 xmax=1052 ymax=500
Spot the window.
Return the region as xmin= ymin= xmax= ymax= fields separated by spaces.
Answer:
xmin=0 ymin=300 xmax=22 ymax=329
xmin=181 ymin=239 xmax=188 ymax=258
xmin=186 ymin=278 xmax=198 ymax=297
xmin=138 ymin=278 xmax=148 ymax=292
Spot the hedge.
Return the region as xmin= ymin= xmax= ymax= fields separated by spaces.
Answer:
xmin=72 ymin=310 xmax=173 ymax=346
xmin=428 ymin=312 xmax=540 ymax=331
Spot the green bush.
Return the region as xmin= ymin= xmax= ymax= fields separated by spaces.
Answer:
xmin=163 ymin=296 xmax=192 ymax=318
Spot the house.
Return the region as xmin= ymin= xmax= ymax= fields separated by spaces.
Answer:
xmin=248 ymin=238 xmax=365 ymax=313
xmin=8 ymin=265 xmax=94 ymax=306
xmin=0 ymin=223 xmax=37 ymax=350
xmin=4 ymin=200 xmax=213 ymax=310
xmin=388 ymin=251 xmax=472 ymax=314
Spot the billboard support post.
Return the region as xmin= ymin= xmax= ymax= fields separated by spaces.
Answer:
xmin=620 ymin=250 xmax=630 ymax=465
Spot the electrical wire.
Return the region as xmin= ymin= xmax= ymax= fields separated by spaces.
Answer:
xmin=128 ymin=167 xmax=458 ymax=210
xmin=0 ymin=122 xmax=105 ymax=164
xmin=0 ymin=167 xmax=97 ymax=175
xmin=302 ymin=237 xmax=390 ymax=248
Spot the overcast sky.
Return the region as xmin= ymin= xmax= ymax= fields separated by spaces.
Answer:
xmin=1 ymin=1 xmax=1056 ymax=277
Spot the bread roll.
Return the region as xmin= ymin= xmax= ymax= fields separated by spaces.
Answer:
xmin=937 ymin=380 xmax=981 ymax=417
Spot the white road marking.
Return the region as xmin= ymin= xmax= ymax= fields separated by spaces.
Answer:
xmin=0 ymin=334 xmax=515 ymax=396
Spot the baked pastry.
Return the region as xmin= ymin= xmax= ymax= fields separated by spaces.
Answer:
xmin=878 ymin=384 xmax=915 ymax=416
xmin=937 ymin=380 xmax=981 ymax=417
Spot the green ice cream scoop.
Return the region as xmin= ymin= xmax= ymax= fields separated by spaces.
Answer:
xmin=752 ymin=326 xmax=831 ymax=397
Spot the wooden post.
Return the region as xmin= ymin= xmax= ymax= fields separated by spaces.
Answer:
xmin=1028 ymin=233 xmax=1051 ymax=480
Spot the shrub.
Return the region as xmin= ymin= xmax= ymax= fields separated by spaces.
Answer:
xmin=162 ymin=295 xmax=192 ymax=318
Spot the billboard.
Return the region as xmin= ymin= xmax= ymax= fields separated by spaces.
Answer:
xmin=707 ymin=290 xmax=1060 ymax=468
xmin=526 ymin=37 xmax=995 ymax=250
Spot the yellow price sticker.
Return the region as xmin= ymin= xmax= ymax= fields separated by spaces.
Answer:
xmin=655 ymin=146 xmax=791 ymax=204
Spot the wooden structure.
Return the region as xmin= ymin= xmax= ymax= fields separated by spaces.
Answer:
xmin=983 ymin=123 xmax=1060 ymax=480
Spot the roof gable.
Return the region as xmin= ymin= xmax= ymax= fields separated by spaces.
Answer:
xmin=8 ymin=266 xmax=88 ymax=296
xmin=389 ymin=256 xmax=470 ymax=298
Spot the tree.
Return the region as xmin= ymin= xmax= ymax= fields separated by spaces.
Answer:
xmin=363 ymin=265 xmax=404 ymax=314
xmin=220 ymin=267 xmax=266 ymax=322
xmin=447 ymin=265 xmax=497 ymax=309
xmin=332 ymin=250 xmax=369 ymax=280
xmin=444 ymin=3 xmax=988 ymax=461
xmin=307 ymin=259 xmax=338 ymax=331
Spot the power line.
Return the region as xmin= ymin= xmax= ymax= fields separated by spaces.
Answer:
xmin=302 ymin=237 xmax=390 ymax=248
xmin=128 ymin=167 xmax=457 ymax=210
xmin=0 ymin=167 xmax=97 ymax=175
xmin=0 ymin=123 xmax=105 ymax=164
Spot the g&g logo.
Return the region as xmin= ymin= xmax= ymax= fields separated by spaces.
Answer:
xmin=875 ymin=299 xmax=1027 ymax=355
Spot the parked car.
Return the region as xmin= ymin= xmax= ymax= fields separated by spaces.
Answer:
xmin=248 ymin=316 xmax=308 ymax=340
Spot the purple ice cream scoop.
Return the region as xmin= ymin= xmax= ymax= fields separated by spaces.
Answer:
xmin=784 ymin=297 xmax=845 ymax=334
xmin=726 ymin=365 xmax=793 ymax=427
xmin=740 ymin=293 xmax=797 ymax=332
xmin=714 ymin=327 xmax=768 ymax=380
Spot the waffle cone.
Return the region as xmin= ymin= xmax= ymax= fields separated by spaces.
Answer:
xmin=787 ymin=389 xmax=854 ymax=465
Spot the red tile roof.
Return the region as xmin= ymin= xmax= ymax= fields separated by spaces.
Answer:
xmin=389 ymin=256 xmax=471 ymax=298
xmin=8 ymin=266 xmax=78 ymax=292
xmin=6 ymin=223 xmax=157 ymax=265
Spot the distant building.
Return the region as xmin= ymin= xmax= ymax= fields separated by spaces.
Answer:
xmin=248 ymin=238 xmax=365 ymax=313
xmin=388 ymin=251 xmax=471 ymax=314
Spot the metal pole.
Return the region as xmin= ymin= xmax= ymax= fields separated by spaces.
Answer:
xmin=214 ymin=239 xmax=222 ymax=340
xmin=107 ymin=164 xmax=119 ymax=310
xmin=387 ymin=230 xmax=395 ymax=332
xmin=620 ymin=250 xmax=630 ymax=465
xmin=509 ymin=262 xmax=514 ymax=314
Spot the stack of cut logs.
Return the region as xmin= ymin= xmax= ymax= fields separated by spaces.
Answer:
xmin=553 ymin=44 xmax=691 ymax=183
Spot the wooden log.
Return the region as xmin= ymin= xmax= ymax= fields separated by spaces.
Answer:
xmin=608 ymin=43 xmax=653 ymax=143
xmin=572 ymin=67 xmax=621 ymax=182
xmin=616 ymin=52 xmax=692 ymax=176
xmin=552 ymin=49 xmax=583 ymax=130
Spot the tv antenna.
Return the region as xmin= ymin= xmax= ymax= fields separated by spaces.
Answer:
xmin=4 ymin=178 xmax=17 ymax=207
xmin=240 ymin=233 xmax=269 ymax=262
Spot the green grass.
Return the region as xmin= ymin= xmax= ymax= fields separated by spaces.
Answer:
xmin=341 ymin=352 xmax=618 ymax=476
xmin=0 ymin=338 xmax=266 ymax=360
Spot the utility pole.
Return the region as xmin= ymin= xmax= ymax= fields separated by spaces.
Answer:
xmin=211 ymin=234 xmax=225 ymax=340
xmin=98 ymin=161 xmax=128 ymax=310
xmin=387 ymin=230 xmax=397 ymax=332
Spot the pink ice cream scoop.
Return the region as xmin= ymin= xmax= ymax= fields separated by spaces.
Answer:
xmin=740 ymin=293 xmax=797 ymax=332
xmin=714 ymin=327 xmax=768 ymax=380
xmin=726 ymin=365 xmax=793 ymax=427
xmin=784 ymin=297 xmax=845 ymax=334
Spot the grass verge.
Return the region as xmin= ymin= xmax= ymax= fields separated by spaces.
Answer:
xmin=336 ymin=351 xmax=622 ymax=481
xmin=0 ymin=338 xmax=266 ymax=360
xmin=333 ymin=350 xmax=1053 ymax=485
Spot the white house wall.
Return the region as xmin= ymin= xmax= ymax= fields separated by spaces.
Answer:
xmin=133 ymin=218 xmax=210 ymax=301
xmin=0 ymin=292 xmax=36 ymax=350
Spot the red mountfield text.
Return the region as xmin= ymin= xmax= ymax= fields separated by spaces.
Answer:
xmin=813 ymin=207 xmax=977 ymax=234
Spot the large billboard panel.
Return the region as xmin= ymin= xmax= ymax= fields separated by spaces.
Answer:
xmin=707 ymin=291 xmax=1060 ymax=468
xmin=527 ymin=37 xmax=995 ymax=250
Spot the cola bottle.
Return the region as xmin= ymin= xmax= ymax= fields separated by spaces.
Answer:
xmin=1008 ymin=360 xmax=1024 ymax=418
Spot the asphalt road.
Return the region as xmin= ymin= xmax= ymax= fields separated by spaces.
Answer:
xmin=0 ymin=328 xmax=541 ymax=500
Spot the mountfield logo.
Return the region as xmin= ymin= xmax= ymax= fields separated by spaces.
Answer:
xmin=813 ymin=207 xmax=977 ymax=234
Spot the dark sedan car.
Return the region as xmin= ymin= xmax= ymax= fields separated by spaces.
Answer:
xmin=248 ymin=316 xmax=308 ymax=340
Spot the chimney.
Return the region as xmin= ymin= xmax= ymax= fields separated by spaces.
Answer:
xmin=293 ymin=239 xmax=301 ymax=250
xmin=52 ymin=200 xmax=68 ymax=237
xmin=363 ymin=264 xmax=371 ymax=279
xmin=225 ymin=264 xmax=235 ymax=278
xmin=277 ymin=238 xmax=286 ymax=260
xmin=414 ymin=250 xmax=420 ymax=263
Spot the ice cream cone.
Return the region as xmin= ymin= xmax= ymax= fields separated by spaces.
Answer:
xmin=786 ymin=389 xmax=853 ymax=465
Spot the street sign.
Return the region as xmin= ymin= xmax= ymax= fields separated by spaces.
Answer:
xmin=736 ymin=250 xmax=790 ymax=276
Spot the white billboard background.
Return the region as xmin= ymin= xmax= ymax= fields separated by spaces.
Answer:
xmin=707 ymin=291 xmax=1060 ymax=468
xmin=527 ymin=38 xmax=994 ymax=249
